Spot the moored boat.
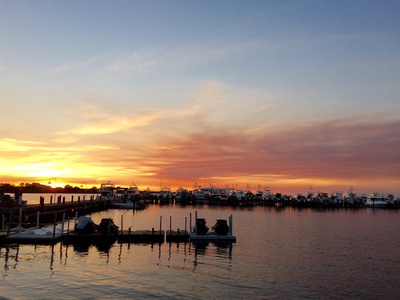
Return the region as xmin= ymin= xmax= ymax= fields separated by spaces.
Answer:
xmin=97 ymin=181 xmax=119 ymax=201
xmin=190 ymin=212 xmax=236 ymax=242
xmin=365 ymin=193 xmax=388 ymax=208
xmin=63 ymin=216 xmax=119 ymax=245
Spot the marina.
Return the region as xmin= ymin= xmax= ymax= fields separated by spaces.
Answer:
xmin=0 ymin=204 xmax=236 ymax=246
xmin=1 ymin=204 xmax=399 ymax=299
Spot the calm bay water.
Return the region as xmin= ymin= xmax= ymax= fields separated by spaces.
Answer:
xmin=1 ymin=199 xmax=400 ymax=299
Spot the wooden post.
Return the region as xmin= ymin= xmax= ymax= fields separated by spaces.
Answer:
xmin=61 ymin=213 xmax=66 ymax=234
xmin=52 ymin=212 xmax=57 ymax=238
xmin=36 ymin=211 xmax=40 ymax=227
xmin=121 ymin=215 xmax=124 ymax=233
xmin=159 ymin=216 xmax=162 ymax=234
xmin=195 ymin=211 xmax=197 ymax=235
xmin=229 ymin=214 xmax=233 ymax=236
xmin=7 ymin=209 xmax=12 ymax=236
xmin=189 ymin=213 xmax=192 ymax=234
xmin=19 ymin=208 xmax=22 ymax=232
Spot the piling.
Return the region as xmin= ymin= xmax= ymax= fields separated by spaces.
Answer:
xmin=229 ymin=214 xmax=233 ymax=235
xmin=52 ymin=212 xmax=57 ymax=238
xmin=61 ymin=213 xmax=66 ymax=234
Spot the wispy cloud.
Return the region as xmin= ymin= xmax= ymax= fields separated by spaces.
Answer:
xmin=50 ymin=56 xmax=102 ymax=74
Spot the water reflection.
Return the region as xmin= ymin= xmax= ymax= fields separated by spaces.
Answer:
xmin=2 ymin=244 xmax=19 ymax=272
xmin=191 ymin=241 xmax=234 ymax=272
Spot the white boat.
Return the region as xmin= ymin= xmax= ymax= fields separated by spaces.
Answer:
xmin=175 ymin=187 xmax=190 ymax=203
xmin=193 ymin=188 xmax=207 ymax=203
xmin=365 ymin=193 xmax=388 ymax=208
xmin=97 ymin=181 xmax=118 ymax=200
xmin=158 ymin=187 xmax=172 ymax=203
xmin=127 ymin=184 xmax=140 ymax=201
xmin=235 ymin=189 xmax=246 ymax=201
xmin=330 ymin=192 xmax=344 ymax=205
xmin=111 ymin=200 xmax=145 ymax=209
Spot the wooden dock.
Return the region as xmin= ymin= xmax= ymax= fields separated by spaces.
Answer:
xmin=117 ymin=230 xmax=165 ymax=244
xmin=2 ymin=227 xmax=64 ymax=245
xmin=63 ymin=232 xmax=118 ymax=245
xmin=189 ymin=232 xmax=236 ymax=242
xmin=190 ymin=212 xmax=236 ymax=242
xmin=0 ymin=199 xmax=112 ymax=228
xmin=166 ymin=229 xmax=190 ymax=243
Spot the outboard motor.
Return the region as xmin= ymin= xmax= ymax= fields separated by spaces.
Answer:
xmin=99 ymin=218 xmax=119 ymax=234
xmin=212 ymin=219 xmax=229 ymax=235
xmin=196 ymin=218 xmax=209 ymax=235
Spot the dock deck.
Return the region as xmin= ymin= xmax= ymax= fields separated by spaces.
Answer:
xmin=117 ymin=230 xmax=165 ymax=244
xmin=3 ymin=227 xmax=64 ymax=244
xmin=190 ymin=232 xmax=236 ymax=242
xmin=166 ymin=229 xmax=190 ymax=242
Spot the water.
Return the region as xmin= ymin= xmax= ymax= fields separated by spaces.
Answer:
xmin=1 ymin=202 xmax=400 ymax=299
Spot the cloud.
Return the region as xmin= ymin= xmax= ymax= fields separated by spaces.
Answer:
xmin=50 ymin=56 xmax=102 ymax=74
xmin=148 ymin=115 xmax=400 ymax=185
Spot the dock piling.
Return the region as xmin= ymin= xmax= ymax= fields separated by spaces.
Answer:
xmin=52 ymin=212 xmax=57 ymax=238
xmin=19 ymin=208 xmax=22 ymax=232
xmin=61 ymin=213 xmax=66 ymax=234
xmin=229 ymin=214 xmax=233 ymax=235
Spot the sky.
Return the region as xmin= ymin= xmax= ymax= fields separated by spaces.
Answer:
xmin=1 ymin=0 xmax=399 ymax=195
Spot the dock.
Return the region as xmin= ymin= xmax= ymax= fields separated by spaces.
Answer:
xmin=189 ymin=212 xmax=236 ymax=242
xmin=117 ymin=230 xmax=165 ymax=243
xmin=63 ymin=232 xmax=118 ymax=245
xmin=0 ymin=198 xmax=112 ymax=228
xmin=166 ymin=229 xmax=190 ymax=243
xmin=0 ymin=211 xmax=237 ymax=245
xmin=3 ymin=227 xmax=64 ymax=245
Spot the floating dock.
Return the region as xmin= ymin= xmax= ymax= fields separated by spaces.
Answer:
xmin=189 ymin=212 xmax=236 ymax=242
xmin=117 ymin=230 xmax=165 ymax=243
xmin=63 ymin=232 xmax=118 ymax=245
xmin=3 ymin=227 xmax=64 ymax=244
xmin=189 ymin=232 xmax=236 ymax=242
xmin=166 ymin=229 xmax=190 ymax=243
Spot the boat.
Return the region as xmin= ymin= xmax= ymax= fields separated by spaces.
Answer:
xmin=111 ymin=199 xmax=145 ymax=209
xmin=175 ymin=187 xmax=190 ymax=204
xmin=158 ymin=187 xmax=172 ymax=204
xmin=235 ymin=189 xmax=246 ymax=201
xmin=365 ymin=193 xmax=388 ymax=208
xmin=63 ymin=216 xmax=119 ymax=245
xmin=193 ymin=187 xmax=207 ymax=203
xmin=190 ymin=212 xmax=236 ymax=242
xmin=97 ymin=181 xmax=118 ymax=201
xmin=127 ymin=183 xmax=140 ymax=201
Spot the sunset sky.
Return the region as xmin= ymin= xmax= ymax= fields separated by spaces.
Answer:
xmin=1 ymin=1 xmax=399 ymax=195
